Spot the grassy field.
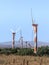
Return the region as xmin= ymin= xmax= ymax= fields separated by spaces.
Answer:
xmin=0 ymin=54 xmax=49 ymax=65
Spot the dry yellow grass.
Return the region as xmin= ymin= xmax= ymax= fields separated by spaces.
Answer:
xmin=0 ymin=54 xmax=49 ymax=65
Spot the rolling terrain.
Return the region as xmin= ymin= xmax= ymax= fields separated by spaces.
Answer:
xmin=0 ymin=41 xmax=49 ymax=48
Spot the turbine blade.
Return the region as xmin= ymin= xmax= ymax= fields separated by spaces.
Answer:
xmin=10 ymin=29 xmax=14 ymax=33
xmin=31 ymin=8 xmax=34 ymax=24
xmin=16 ymin=27 xmax=20 ymax=33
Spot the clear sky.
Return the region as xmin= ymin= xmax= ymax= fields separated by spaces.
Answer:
xmin=0 ymin=0 xmax=49 ymax=43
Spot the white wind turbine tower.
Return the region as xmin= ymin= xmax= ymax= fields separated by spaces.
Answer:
xmin=31 ymin=8 xmax=38 ymax=53
xmin=10 ymin=27 xmax=20 ymax=48
xmin=19 ymin=29 xmax=23 ymax=48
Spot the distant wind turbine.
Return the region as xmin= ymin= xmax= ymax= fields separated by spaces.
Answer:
xmin=10 ymin=27 xmax=20 ymax=48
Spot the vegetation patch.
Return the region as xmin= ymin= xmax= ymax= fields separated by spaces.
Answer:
xmin=0 ymin=46 xmax=49 ymax=56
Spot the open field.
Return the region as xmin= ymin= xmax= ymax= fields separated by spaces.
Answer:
xmin=0 ymin=54 xmax=49 ymax=65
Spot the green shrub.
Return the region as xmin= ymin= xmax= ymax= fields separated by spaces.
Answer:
xmin=17 ymin=48 xmax=34 ymax=55
xmin=37 ymin=46 xmax=49 ymax=56
xmin=10 ymin=48 xmax=17 ymax=54
xmin=0 ymin=48 xmax=17 ymax=55
xmin=0 ymin=46 xmax=49 ymax=56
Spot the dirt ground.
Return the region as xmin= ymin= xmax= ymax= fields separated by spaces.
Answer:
xmin=0 ymin=54 xmax=49 ymax=65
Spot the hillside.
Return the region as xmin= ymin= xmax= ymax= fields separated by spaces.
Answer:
xmin=0 ymin=41 xmax=49 ymax=48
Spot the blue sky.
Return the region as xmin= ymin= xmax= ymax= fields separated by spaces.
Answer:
xmin=0 ymin=0 xmax=49 ymax=43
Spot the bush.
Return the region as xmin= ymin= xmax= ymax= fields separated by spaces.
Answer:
xmin=0 ymin=46 xmax=49 ymax=56
xmin=10 ymin=48 xmax=17 ymax=54
xmin=0 ymin=48 xmax=17 ymax=55
xmin=17 ymin=48 xmax=34 ymax=55
xmin=37 ymin=46 xmax=49 ymax=56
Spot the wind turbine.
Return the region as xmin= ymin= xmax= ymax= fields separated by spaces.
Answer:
xmin=10 ymin=27 xmax=20 ymax=48
xmin=25 ymin=41 xmax=28 ymax=48
xmin=31 ymin=8 xmax=38 ymax=53
xmin=19 ymin=29 xmax=23 ymax=48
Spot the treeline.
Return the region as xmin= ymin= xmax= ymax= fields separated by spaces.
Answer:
xmin=0 ymin=46 xmax=49 ymax=56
